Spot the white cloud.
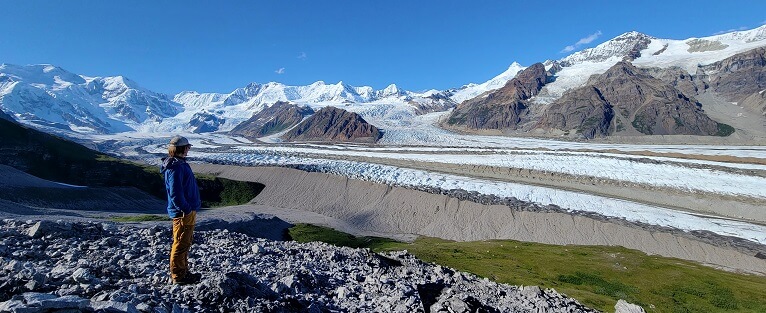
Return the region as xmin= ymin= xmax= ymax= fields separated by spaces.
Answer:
xmin=575 ymin=31 xmax=602 ymax=45
xmin=713 ymin=26 xmax=749 ymax=35
xmin=297 ymin=52 xmax=307 ymax=60
xmin=560 ymin=31 xmax=602 ymax=53
xmin=275 ymin=68 xmax=285 ymax=74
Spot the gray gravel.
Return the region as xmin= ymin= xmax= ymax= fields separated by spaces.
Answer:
xmin=0 ymin=219 xmax=597 ymax=313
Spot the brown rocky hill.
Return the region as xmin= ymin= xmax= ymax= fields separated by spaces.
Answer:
xmin=230 ymin=101 xmax=314 ymax=139
xmin=445 ymin=63 xmax=546 ymax=130
xmin=698 ymin=47 xmax=766 ymax=103
xmin=536 ymin=61 xmax=723 ymax=138
xmin=281 ymin=107 xmax=381 ymax=143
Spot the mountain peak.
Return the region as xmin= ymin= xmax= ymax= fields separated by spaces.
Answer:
xmin=615 ymin=30 xmax=651 ymax=39
xmin=559 ymin=30 xmax=653 ymax=67
xmin=0 ymin=63 xmax=85 ymax=85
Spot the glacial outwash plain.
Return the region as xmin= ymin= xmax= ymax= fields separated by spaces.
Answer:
xmin=2 ymin=25 xmax=766 ymax=312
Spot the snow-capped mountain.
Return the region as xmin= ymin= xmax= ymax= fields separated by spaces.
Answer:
xmin=450 ymin=62 xmax=526 ymax=103
xmin=175 ymin=81 xmax=422 ymax=111
xmin=555 ymin=31 xmax=653 ymax=67
xmin=0 ymin=64 xmax=181 ymax=134
xmin=1 ymin=25 xmax=764 ymax=138
xmin=0 ymin=65 xmax=454 ymax=134
xmin=537 ymin=25 xmax=766 ymax=101
xmin=170 ymin=80 xmax=456 ymax=132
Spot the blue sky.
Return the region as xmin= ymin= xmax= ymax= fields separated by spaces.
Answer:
xmin=0 ymin=1 xmax=764 ymax=94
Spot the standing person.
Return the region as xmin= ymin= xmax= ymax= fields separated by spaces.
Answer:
xmin=160 ymin=135 xmax=202 ymax=285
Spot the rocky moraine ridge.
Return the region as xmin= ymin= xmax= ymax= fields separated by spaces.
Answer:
xmin=0 ymin=219 xmax=598 ymax=312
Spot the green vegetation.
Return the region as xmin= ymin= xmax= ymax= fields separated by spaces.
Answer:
xmin=0 ymin=118 xmax=262 ymax=207
xmin=196 ymin=174 xmax=264 ymax=207
xmin=287 ymin=223 xmax=400 ymax=250
xmin=716 ymin=122 xmax=736 ymax=137
xmin=447 ymin=115 xmax=466 ymax=125
xmin=631 ymin=115 xmax=653 ymax=135
xmin=289 ymin=223 xmax=766 ymax=313
xmin=110 ymin=214 xmax=170 ymax=222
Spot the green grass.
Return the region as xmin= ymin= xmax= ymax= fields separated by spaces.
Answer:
xmin=110 ymin=214 xmax=170 ymax=222
xmin=288 ymin=224 xmax=766 ymax=313
xmin=287 ymin=223 xmax=401 ymax=250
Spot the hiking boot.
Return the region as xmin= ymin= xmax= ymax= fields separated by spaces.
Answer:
xmin=173 ymin=272 xmax=201 ymax=285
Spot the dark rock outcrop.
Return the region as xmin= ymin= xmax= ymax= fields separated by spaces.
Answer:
xmin=537 ymin=62 xmax=720 ymax=138
xmin=230 ymin=101 xmax=314 ymax=139
xmin=446 ymin=63 xmax=546 ymax=130
xmin=0 ymin=110 xmax=13 ymax=122
xmin=189 ymin=111 xmax=225 ymax=133
xmin=699 ymin=47 xmax=766 ymax=103
xmin=281 ymin=107 xmax=381 ymax=143
xmin=408 ymin=92 xmax=457 ymax=115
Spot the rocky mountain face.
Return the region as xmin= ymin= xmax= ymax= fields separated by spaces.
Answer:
xmin=188 ymin=111 xmax=226 ymax=133
xmin=0 ymin=220 xmax=597 ymax=312
xmin=230 ymin=101 xmax=315 ymax=139
xmin=537 ymin=62 xmax=721 ymax=138
xmin=407 ymin=92 xmax=458 ymax=115
xmin=742 ymin=90 xmax=766 ymax=115
xmin=536 ymin=87 xmax=615 ymax=138
xmin=445 ymin=63 xmax=547 ymax=130
xmin=643 ymin=66 xmax=705 ymax=98
xmin=281 ymin=107 xmax=382 ymax=143
xmin=698 ymin=47 xmax=766 ymax=103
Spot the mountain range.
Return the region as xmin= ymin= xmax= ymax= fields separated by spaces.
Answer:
xmin=1 ymin=25 xmax=765 ymax=141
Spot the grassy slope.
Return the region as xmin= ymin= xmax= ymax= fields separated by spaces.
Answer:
xmin=288 ymin=224 xmax=766 ymax=313
xmin=0 ymin=118 xmax=262 ymax=208
xmin=110 ymin=214 xmax=171 ymax=222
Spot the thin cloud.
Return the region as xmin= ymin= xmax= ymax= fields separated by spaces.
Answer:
xmin=560 ymin=31 xmax=602 ymax=53
xmin=297 ymin=52 xmax=307 ymax=60
xmin=275 ymin=68 xmax=285 ymax=74
xmin=713 ymin=26 xmax=749 ymax=35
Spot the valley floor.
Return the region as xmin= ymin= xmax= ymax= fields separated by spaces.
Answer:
xmin=62 ymin=111 xmax=766 ymax=276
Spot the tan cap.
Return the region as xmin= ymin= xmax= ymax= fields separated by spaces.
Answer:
xmin=169 ymin=135 xmax=192 ymax=147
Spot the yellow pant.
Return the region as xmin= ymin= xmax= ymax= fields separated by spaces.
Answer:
xmin=170 ymin=211 xmax=196 ymax=281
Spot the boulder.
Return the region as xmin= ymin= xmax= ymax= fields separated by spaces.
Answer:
xmin=615 ymin=299 xmax=645 ymax=313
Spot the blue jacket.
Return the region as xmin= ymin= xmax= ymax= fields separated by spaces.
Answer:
xmin=160 ymin=157 xmax=201 ymax=218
